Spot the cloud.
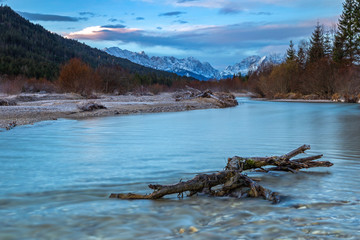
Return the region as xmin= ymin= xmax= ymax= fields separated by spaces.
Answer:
xmin=219 ymin=7 xmax=243 ymax=15
xmin=218 ymin=2 xmax=244 ymax=15
xmin=79 ymin=12 xmax=96 ymax=17
xmin=136 ymin=17 xmax=145 ymax=20
xmin=18 ymin=11 xmax=87 ymax=22
xmin=65 ymin=21 xmax=315 ymax=51
xmin=101 ymin=24 xmax=126 ymax=29
xmin=173 ymin=20 xmax=188 ymax=24
xmin=177 ymin=0 xmax=196 ymax=3
xmin=159 ymin=11 xmax=186 ymax=17
xmin=259 ymin=44 xmax=288 ymax=55
xmin=251 ymin=11 xmax=273 ymax=15
xmin=172 ymin=0 xmax=232 ymax=8
xmin=169 ymin=0 xmax=341 ymax=10
xmin=65 ymin=26 xmax=139 ymax=40
xmin=108 ymin=18 xmax=125 ymax=23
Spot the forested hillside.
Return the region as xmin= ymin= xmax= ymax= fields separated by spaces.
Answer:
xmin=0 ymin=6 xmax=179 ymax=81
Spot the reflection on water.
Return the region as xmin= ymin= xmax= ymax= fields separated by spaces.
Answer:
xmin=1 ymin=98 xmax=360 ymax=239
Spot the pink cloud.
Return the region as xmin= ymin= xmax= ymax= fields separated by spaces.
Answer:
xmin=65 ymin=26 xmax=139 ymax=40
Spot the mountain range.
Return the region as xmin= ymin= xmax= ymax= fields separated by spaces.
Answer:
xmin=105 ymin=47 xmax=284 ymax=80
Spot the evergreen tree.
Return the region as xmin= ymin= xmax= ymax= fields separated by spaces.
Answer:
xmin=355 ymin=0 xmax=360 ymax=61
xmin=333 ymin=34 xmax=346 ymax=63
xmin=286 ymin=40 xmax=297 ymax=62
xmin=333 ymin=0 xmax=359 ymax=64
xmin=297 ymin=40 xmax=308 ymax=69
xmin=324 ymin=30 xmax=332 ymax=58
xmin=308 ymin=22 xmax=325 ymax=63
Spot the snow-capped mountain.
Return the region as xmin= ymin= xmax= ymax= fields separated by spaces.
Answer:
xmin=105 ymin=47 xmax=220 ymax=80
xmin=220 ymin=56 xmax=264 ymax=78
xmin=220 ymin=54 xmax=284 ymax=78
xmin=104 ymin=47 xmax=284 ymax=80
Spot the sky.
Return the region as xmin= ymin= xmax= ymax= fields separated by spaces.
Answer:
xmin=3 ymin=0 xmax=343 ymax=69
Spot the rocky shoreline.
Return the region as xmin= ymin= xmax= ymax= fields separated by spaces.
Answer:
xmin=0 ymin=91 xmax=238 ymax=130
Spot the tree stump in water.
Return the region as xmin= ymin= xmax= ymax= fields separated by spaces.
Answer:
xmin=110 ymin=145 xmax=333 ymax=203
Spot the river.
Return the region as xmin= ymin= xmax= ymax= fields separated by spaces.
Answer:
xmin=1 ymin=98 xmax=359 ymax=239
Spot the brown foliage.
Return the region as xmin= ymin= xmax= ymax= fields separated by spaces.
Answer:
xmin=301 ymin=59 xmax=336 ymax=98
xmin=22 ymin=78 xmax=56 ymax=93
xmin=258 ymin=62 xmax=299 ymax=98
xmin=0 ymin=76 xmax=25 ymax=94
xmin=0 ymin=75 xmax=56 ymax=94
xmin=57 ymin=58 xmax=101 ymax=96
xmin=96 ymin=65 xmax=131 ymax=94
xmin=251 ymin=57 xmax=360 ymax=101
xmin=333 ymin=65 xmax=360 ymax=101
xmin=149 ymin=83 xmax=166 ymax=95
xmin=248 ymin=64 xmax=274 ymax=97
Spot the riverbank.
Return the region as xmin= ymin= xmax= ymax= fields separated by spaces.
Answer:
xmin=233 ymin=92 xmax=341 ymax=103
xmin=0 ymin=92 xmax=237 ymax=129
xmin=256 ymin=98 xmax=335 ymax=103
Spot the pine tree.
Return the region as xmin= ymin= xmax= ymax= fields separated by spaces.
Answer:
xmin=333 ymin=0 xmax=359 ymax=64
xmin=286 ymin=40 xmax=297 ymax=62
xmin=308 ymin=22 xmax=325 ymax=63
xmin=333 ymin=34 xmax=345 ymax=63
xmin=297 ymin=40 xmax=308 ymax=69
xmin=355 ymin=0 xmax=360 ymax=61
xmin=324 ymin=30 xmax=332 ymax=58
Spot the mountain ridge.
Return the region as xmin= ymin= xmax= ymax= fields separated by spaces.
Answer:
xmin=105 ymin=47 xmax=220 ymax=80
xmin=105 ymin=47 xmax=284 ymax=80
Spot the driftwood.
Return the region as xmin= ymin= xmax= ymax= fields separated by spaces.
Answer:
xmin=78 ymin=102 xmax=107 ymax=111
xmin=174 ymin=86 xmax=238 ymax=108
xmin=0 ymin=99 xmax=17 ymax=106
xmin=6 ymin=121 xmax=17 ymax=130
xmin=110 ymin=145 xmax=333 ymax=203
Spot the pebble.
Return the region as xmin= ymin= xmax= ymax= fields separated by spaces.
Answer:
xmin=189 ymin=226 xmax=199 ymax=233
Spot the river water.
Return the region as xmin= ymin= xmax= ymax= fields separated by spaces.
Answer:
xmin=1 ymin=98 xmax=360 ymax=239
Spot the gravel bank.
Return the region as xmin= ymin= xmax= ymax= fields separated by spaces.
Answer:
xmin=0 ymin=92 xmax=231 ymax=129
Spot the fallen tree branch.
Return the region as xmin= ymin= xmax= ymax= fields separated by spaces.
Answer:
xmin=225 ymin=145 xmax=330 ymax=172
xmin=174 ymin=87 xmax=238 ymax=108
xmin=110 ymin=145 xmax=333 ymax=203
xmin=78 ymin=102 xmax=107 ymax=111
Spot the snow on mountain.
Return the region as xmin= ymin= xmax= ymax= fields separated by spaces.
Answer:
xmin=219 ymin=54 xmax=284 ymax=78
xmin=104 ymin=47 xmax=284 ymax=80
xmin=220 ymin=56 xmax=262 ymax=78
xmin=104 ymin=47 xmax=220 ymax=80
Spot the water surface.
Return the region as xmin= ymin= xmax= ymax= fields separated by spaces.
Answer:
xmin=1 ymin=98 xmax=360 ymax=239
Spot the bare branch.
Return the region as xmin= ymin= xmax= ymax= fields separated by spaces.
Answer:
xmin=110 ymin=145 xmax=332 ymax=203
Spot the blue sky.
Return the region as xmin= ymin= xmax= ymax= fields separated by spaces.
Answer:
xmin=3 ymin=0 xmax=343 ymax=69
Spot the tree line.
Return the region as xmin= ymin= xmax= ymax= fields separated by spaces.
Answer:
xmin=249 ymin=0 xmax=360 ymax=102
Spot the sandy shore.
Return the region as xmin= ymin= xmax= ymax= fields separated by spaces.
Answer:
xmin=0 ymin=92 xmax=232 ymax=129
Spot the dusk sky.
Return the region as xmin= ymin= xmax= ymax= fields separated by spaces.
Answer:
xmin=4 ymin=0 xmax=343 ymax=69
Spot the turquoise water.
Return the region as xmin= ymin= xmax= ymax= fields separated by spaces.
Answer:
xmin=1 ymin=98 xmax=360 ymax=239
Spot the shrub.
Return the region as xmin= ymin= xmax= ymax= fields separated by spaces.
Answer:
xmin=0 ymin=76 xmax=26 ymax=94
xmin=57 ymin=58 xmax=101 ymax=96
xmin=96 ymin=65 xmax=131 ymax=94
xmin=22 ymin=78 xmax=57 ymax=93
xmin=149 ymin=83 xmax=165 ymax=95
